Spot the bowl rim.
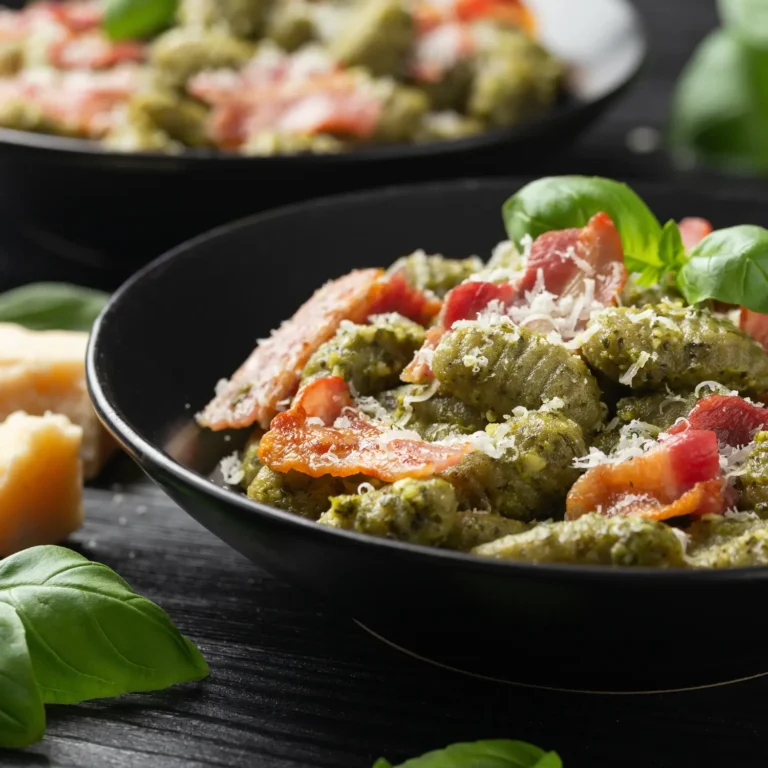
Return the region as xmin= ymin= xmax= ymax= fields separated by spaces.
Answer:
xmin=87 ymin=175 xmax=768 ymax=585
xmin=0 ymin=0 xmax=647 ymax=165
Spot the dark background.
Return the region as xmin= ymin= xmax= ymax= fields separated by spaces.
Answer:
xmin=7 ymin=1 xmax=768 ymax=767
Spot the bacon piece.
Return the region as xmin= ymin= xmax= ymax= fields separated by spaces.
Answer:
xmin=199 ymin=270 xmax=439 ymax=431
xmin=414 ymin=0 xmax=535 ymax=34
xmin=515 ymin=212 xmax=627 ymax=304
xmin=411 ymin=22 xmax=475 ymax=83
xmin=48 ymin=33 xmax=145 ymax=70
xmin=566 ymin=430 xmax=725 ymax=521
xmin=666 ymin=394 xmax=768 ymax=447
xmin=275 ymin=91 xmax=381 ymax=138
xmin=740 ymin=307 xmax=768 ymax=353
xmin=32 ymin=1 xmax=103 ymax=32
xmin=402 ymin=214 xmax=625 ymax=383
xmin=366 ymin=272 xmax=442 ymax=327
xmin=0 ymin=66 xmax=144 ymax=137
xmin=678 ymin=217 xmax=713 ymax=251
xmin=190 ymin=58 xmax=384 ymax=148
xmin=258 ymin=377 xmax=473 ymax=481
xmin=401 ymin=280 xmax=514 ymax=383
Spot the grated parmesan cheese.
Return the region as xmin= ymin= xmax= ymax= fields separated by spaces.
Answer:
xmin=619 ymin=351 xmax=651 ymax=386
xmin=540 ymin=397 xmax=565 ymax=413
xmin=219 ymin=451 xmax=244 ymax=485
xmin=395 ymin=379 xmax=441 ymax=428
xmin=573 ymin=420 xmax=660 ymax=469
xmin=356 ymin=396 xmax=393 ymax=424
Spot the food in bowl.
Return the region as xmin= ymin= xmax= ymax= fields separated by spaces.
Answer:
xmin=198 ymin=175 xmax=768 ymax=569
xmin=0 ymin=0 xmax=564 ymax=154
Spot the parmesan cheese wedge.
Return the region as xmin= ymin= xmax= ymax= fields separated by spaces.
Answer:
xmin=0 ymin=411 xmax=84 ymax=557
xmin=0 ymin=323 xmax=117 ymax=479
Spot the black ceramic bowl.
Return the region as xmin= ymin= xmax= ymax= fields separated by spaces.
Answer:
xmin=87 ymin=178 xmax=768 ymax=694
xmin=0 ymin=0 xmax=644 ymax=273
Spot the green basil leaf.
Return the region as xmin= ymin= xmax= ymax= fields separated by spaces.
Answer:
xmin=377 ymin=739 xmax=558 ymax=768
xmin=502 ymin=176 xmax=662 ymax=267
xmin=534 ymin=753 xmax=563 ymax=768
xmin=717 ymin=0 xmax=768 ymax=50
xmin=103 ymin=0 xmax=178 ymax=41
xmin=0 ymin=283 xmax=108 ymax=332
xmin=0 ymin=603 xmax=45 ymax=749
xmin=668 ymin=29 xmax=768 ymax=175
xmin=372 ymin=760 xmax=394 ymax=768
xmin=658 ymin=219 xmax=687 ymax=270
xmin=0 ymin=546 xmax=209 ymax=705
xmin=678 ymin=225 xmax=768 ymax=311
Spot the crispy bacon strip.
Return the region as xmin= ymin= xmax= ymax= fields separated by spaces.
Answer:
xmin=258 ymin=377 xmax=473 ymax=481
xmin=515 ymin=212 xmax=627 ymax=303
xmin=48 ymin=33 xmax=145 ymax=70
xmin=666 ymin=394 xmax=768 ymax=448
xmin=366 ymin=272 xmax=442 ymax=327
xmin=402 ymin=213 xmax=626 ymax=383
xmin=678 ymin=217 xmax=713 ymax=251
xmin=199 ymin=270 xmax=439 ymax=431
xmin=740 ymin=308 xmax=768 ymax=353
xmin=414 ymin=0 xmax=535 ymax=33
xmin=566 ymin=430 xmax=726 ymax=521
xmin=191 ymin=60 xmax=385 ymax=147
xmin=401 ymin=280 xmax=515 ymax=383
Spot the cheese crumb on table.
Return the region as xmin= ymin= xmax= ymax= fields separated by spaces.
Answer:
xmin=0 ymin=411 xmax=84 ymax=557
xmin=0 ymin=322 xmax=118 ymax=479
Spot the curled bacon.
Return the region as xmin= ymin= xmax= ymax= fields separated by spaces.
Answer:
xmin=401 ymin=280 xmax=515 ymax=383
xmin=190 ymin=58 xmax=385 ymax=147
xmin=366 ymin=272 xmax=442 ymax=327
xmin=566 ymin=430 xmax=726 ymax=521
xmin=258 ymin=377 xmax=473 ymax=481
xmin=199 ymin=269 xmax=440 ymax=431
xmin=666 ymin=394 xmax=768 ymax=448
xmin=415 ymin=0 xmax=535 ymax=33
xmin=402 ymin=212 xmax=626 ymax=383
xmin=740 ymin=308 xmax=768 ymax=353
xmin=515 ymin=212 xmax=627 ymax=304
xmin=48 ymin=33 xmax=145 ymax=70
xmin=678 ymin=217 xmax=713 ymax=251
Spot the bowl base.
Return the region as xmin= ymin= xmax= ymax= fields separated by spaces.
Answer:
xmin=355 ymin=620 xmax=768 ymax=694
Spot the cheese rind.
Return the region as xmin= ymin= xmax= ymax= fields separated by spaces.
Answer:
xmin=0 ymin=323 xmax=117 ymax=479
xmin=0 ymin=411 xmax=84 ymax=557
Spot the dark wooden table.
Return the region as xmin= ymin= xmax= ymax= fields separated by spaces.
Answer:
xmin=6 ymin=1 xmax=768 ymax=766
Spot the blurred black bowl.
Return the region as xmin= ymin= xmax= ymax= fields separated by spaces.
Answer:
xmin=0 ymin=0 xmax=645 ymax=271
xmin=88 ymin=177 xmax=768 ymax=693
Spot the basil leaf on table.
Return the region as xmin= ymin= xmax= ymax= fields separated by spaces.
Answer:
xmin=0 ymin=283 xmax=108 ymax=332
xmin=103 ymin=0 xmax=178 ymax=41
xmin=717 ymin=0 xmax=768 ymax=50
xmin=373 ymin=740 xmax=563 ymax=768
xmin=0 ymin=546 xmax=209 ymax=706
xmin=668 ymin=29 xmax=768 ymax=175
xmin=678 ymin=225 xmax=768 ymax=312
xmin=502 ymin=176 xmax=662 ymax=267
xmin=0 ymin=603 xmax=45 ymax=749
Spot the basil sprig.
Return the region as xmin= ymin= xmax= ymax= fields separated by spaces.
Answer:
xmin=0 ymin=546 xmax=209 ymax=749
xmin=503 ymin=175 xmax=768 ymax=313
xmin=668 ymin=1 xmax=768 ymax=175
xmin=502 ymin=176 xmax=662 ymax=268
xmin=0 ymin=283 xmax=108 ymax=332
xmin=373 ymin=739 xmax=563 ymax=767
xmin=102 ymin=0 xmax=178 ymax=41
